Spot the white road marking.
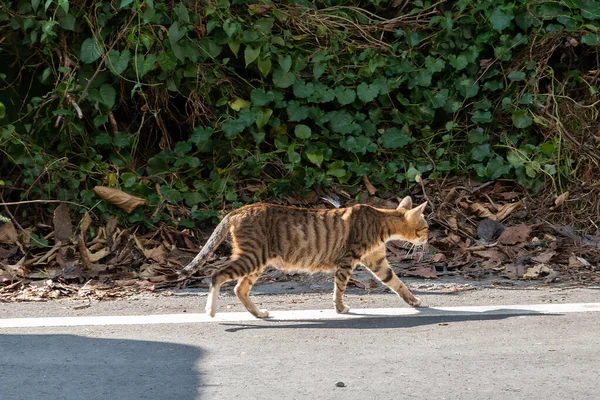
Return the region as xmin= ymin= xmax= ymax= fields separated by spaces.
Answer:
xmin=1 ymin=302 xmax=600 ymax=328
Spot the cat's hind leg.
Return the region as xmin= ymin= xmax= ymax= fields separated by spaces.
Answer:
xmin=234 ymin=269 xmax=268 ymax=318
xmin=206 ymin=254 xmax=265 ymax=318
xmin=362 ymin=248 xmax=421 ymax=307
xmin=333 ymin=265 xmax=353 ymax=313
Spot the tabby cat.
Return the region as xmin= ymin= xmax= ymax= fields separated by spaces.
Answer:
xmin=178 ymin=196 xmax=428 ymax=318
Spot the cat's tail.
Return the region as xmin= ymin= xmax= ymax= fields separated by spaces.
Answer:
xmin=169 ymin=214 xmax=232 ymax=281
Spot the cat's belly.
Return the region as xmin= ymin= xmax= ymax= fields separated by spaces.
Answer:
xmin=269 ymin=257 xmax=336 ymax=273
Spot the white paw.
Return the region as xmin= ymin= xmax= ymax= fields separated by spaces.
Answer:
xmin=336 ymin=305 xmax=350 ymax=314
xmin=206 ymin=307 xmax=216 ymax=317
xmin=255 ymin=309 xmax=269 ymax=318
xmin=411 ymin=297 xmax=422 ymax=307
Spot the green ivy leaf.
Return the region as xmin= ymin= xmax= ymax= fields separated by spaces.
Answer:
xmin=107 ymin=50 xmax=130 ymax=76
xmin=471 ymin=144 xmax=492 ymax=161
xmin=174 ymin=3 xmax=190 ymax=23
xmin=424 ymin=89 xmax=448 ymax=109
xmin=327 ymin=161 xmax=346 ymax=177
xmin=80 ymin=38 xmax=103 ymax=64
xmin=93 ymin=114 xmax=108 ymax=127
xmin=119 ymin=0 xmax=134 ymax=9
xmin=257 ymin=57 xmax=271 ymax=77
xmin=313 ymin=63 xmax=326 ymax=79
xmin=448 ymin=54 xmax=468 ymax=70
xmin=121 ymin=172 xmax=137 ymax=187
xmin=272 ymin=67 xmax=295 ymax=88
xmin=293 ymin=80 xmax=315 ymax=98
xmin=508 ymin=71 xmax=526 ymax=81
xmin=183 ymin=191 xmax=206 ymax=206
xmin=222 ymin=118 xmax=247 ymax=138
xmin=512 ymin=110 xmax=533 ymax=128
xmin=279 ymin=55 xmax=292 ymax=73
xmin=287 ymin=146 xmax=301 ymax=164
xmin=158 ymin=51 xmax=178 ymax=73
xmin=287 ymin=100 xmax=309 ymax=121
xmin=381 ymin=127 xmax=412 ymax=149
xmin=405 ymin=32 xmax=423 ymax=47
xmin=328 ymin=111 xmax=355 ymax=134
xmin=191 ymin=127 xmax=213 ymax=147
xmin=489 ymin=8 xmax=513 ymax=32
xmin=306 ymin=151 xmax=324 ymax=166
xmin=581 ymin=34 xmax=599 ymax=46
xmin=294 ymin=124 xmax=311 ymax=139
xmin=113 ymin=132 xmax=133 ymax=148
xmin=174 ymin=141 xmax=192 ymax=156
xmin=425 ymin=56 xmax=445 ymax=73
xmin=244 ymin=45 xmax=260 ymax=67
xmin=0 ymin=102 xmax=5 ymax=119
xmin=134 ymin=54 xmax=157 ymax=78
xmin=334 ymin=86 xmax=356 ymax=105
xmin=256 ymin=108 xmax=273 ymax=130
xmin=356 ymin=82 xmax=380 ymax=103
xmin=169 ymin=22 xmax=186 ymax=47
xmin=471 ymin=110 xmax=492 ymax=124
xmin=467 ymin=128 xmax=489 ymax=144
xmin=161 ymin=187 xmax=183 ymax=204
xmin=57 ymin=0 xmax=68 ymax=14
xmin=98 ymin=84 xmax=116 ymax=109
xmin=251 ymin=89 xmax=275 ymax=106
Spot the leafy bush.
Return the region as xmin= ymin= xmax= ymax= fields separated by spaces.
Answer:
xmin=1 ymin=0 xmax=599 ymax=226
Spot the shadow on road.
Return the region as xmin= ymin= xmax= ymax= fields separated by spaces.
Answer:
xmin=0 ymin=334 xmax=203 ymax=400
xmin=221 ymin=307 xmax=559 ymax=333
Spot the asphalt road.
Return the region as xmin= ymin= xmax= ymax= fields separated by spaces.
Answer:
xmin=1 ymin=284 xmax=600 ymax=399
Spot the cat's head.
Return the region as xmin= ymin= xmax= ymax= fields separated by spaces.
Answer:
xmin=388 ymin=196 xmax=429 ymax=245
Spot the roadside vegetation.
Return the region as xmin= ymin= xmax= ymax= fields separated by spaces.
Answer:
xmin=0 ymin=1 xmax=599 ymax=295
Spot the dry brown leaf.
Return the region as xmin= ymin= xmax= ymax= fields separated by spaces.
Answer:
xmin=443 ymin=187 xmax=458 ymax=203
xmin=362 ymin=174 xmax=377 ymax=195
xmin=446 ymin=216 xmax=458 ymax=231
xmin=248 ymin=4 xmax=273 ymax=14
xmin=550 ymin=191 xmax=569 ymax=210
xmin=93 ymin=186 xmax=146 ymax=213
xmin=431 ymin=253 xmax=447 ymax=263
xmin=0 ymin=222 xmax=18 ymax=245
xmin=86 ymin=247 xmax=110 ymax=263
xmin=79 ymin=212 xmax=92 ymax=232
xmin=498 ymin=225 xmax=532 ymax=245
xmin=143 ymin=245 xmax=167 ymax=264
xmin=469 ymin=203 xmax=495 ymax=219
xmin=568 ymin=255 xmax=591 ymax=269
xmin=473 ymin=250 xmax=505 ymax=261
xmin=523 ymin=264 xmax=551 ymax=279
xmin=53 ymin=203 xmax=73 ymax=241
xmin=495 ymin=200 xmax=524 ymax=221
xmin=531 ymin=251 xmax=556 ymax=264
xmin=403 ymin=267 xmax=438 ymax=279
xmin=501 ymin=263 xmax=527 ymax=279
xmin=496 ymin=192 xmax=520 ymax=200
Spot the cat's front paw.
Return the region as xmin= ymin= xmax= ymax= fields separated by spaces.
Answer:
xmin=255 ymin=309 xmax=269 ymax=318
xmin=409 ymin=297 xmax=422 ymax=307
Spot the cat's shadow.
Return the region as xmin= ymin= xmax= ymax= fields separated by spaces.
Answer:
xmin=220 ymin=307 xmax=555 ymax=332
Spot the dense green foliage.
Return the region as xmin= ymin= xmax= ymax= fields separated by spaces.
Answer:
xmin=1 ymin=0 xmax=599 ymax=227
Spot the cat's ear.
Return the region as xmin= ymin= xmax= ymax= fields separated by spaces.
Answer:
xmin=397 ymin=196 xmax=412 ymax=209
xmin=406 ymin=202 xmax=427 ymax=218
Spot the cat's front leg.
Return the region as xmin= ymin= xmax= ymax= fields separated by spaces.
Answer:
xmin=362 ymin=249 xmax=422 ymax=307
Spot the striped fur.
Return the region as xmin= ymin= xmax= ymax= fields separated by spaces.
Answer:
xmin=182 ymin=196 xmax=428 ymax=318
